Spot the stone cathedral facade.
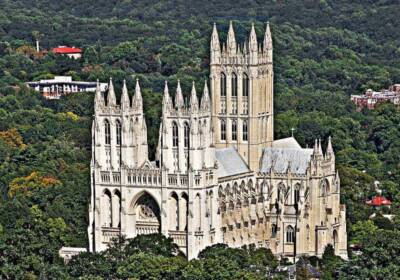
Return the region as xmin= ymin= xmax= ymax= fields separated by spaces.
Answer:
xmin=88 ymin=22 xmax=348 ymax=260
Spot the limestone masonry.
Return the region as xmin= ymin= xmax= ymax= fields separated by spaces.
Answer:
xmin=88 ymin=21 xmax=347 ymax=260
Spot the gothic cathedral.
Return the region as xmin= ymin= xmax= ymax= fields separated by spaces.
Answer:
xmin=88 ymin=21 xmax=348 ymax=260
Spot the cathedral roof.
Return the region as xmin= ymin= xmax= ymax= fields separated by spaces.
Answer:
xmin=272 ymin=137 xmax=302 ymax=149
xmin=260 ymin=147 xmax=313 ymax=175
xmin=215 ymin=146 xmax=250 ymax=177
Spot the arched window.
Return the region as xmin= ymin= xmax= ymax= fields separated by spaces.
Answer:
xmin=104 ymin=119 xmax=111 ymax=145
xmin=286 ymin=226 xmax=295 ymax=243
xmin=321 ymin=179 xmax=330 ymax=197
xmin=170 ymin=192 xmax=179 ymax=230
xmin=104 ymin=189 xmax=112 ymax=227
xmin=116 ymin=120 xmax=122 ymax=145
xmin=243 ymin=73 xmax=249 ymax=97
xmin=172 ymin=122 xmax=178 ymax=147
xmin=113 ymin=190 xmax=121 ymax=228
xmin=333 ymin=230 xmax=338 ymax=253
xmin=277 ymin=188 xmax=281 ymax=202
xmin=221 ymin=73 xmax=226 ymax=97
xmin=277 ymin=183 xmax=285 ymax=202
xmin=271 ymin=224 xmax=277 ymax=238
xmin=232 ymin=120 xmax=237 ymax=141
xmin=243 ymin=120 xmax=248 ymax=141
xmin=184 ymin=122 xmax=190 ymax=148
xmin=294 ymin=186 xmax=300 ymax=204
xmin=221 ymin=119 xmax=226 ymax=141
xmin=231 ymin=73 xmax=237 ymax=97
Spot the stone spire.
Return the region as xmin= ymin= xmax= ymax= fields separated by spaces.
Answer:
xmin=249 ymin=23 xmax=258 ymax=52
xmin=227 ymin=21 xmax=237 ymax=55
xmin=121 ymin=79 xmax=130 ymax=110
xmin=132 ymin=78 xmax=143 ymax=110
xmin=318 ymin=139 xmax=323 ymax=155
xmin=201 ymin=80 xmax=210 ymax=111
xmin=263 ymin=21 xmax=272 ymax=51
xmin=190 ymin=81 xmax=199 ymax=112
xmin=326 ymin=136 xmax=335 ymax=159
xmin=210 ymin=22 xmax=220 ymax=52
xmin=94 ymin=79 xmax=104 ymax=109
xmin=107 ymin=77 xmax=116 ymax=106
xmin=162 ymin=81 xmax=172 ymax=112
xmin=175 ymin=79 xmax=184 ymax=110
xmin=313 ymin=139 xmax=319 ymax=155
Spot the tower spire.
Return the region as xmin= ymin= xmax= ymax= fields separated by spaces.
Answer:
xmin=318 ymin=139 xmax=323 ymax=155
xmin=211 ymin=22 xmax=220 ymax=51
xmin=107 ymin=77 xmax=116 ymax=106
xmin=249 ymin=22 xmax=258 ymax=52
xmin=162 ymin=81 xmax=172 ymax=112
xmin=210 ymin=22 xmax=221 ymax=64
xmin=263 ymin=21 xmax=272 ymax=51
xmin=201 ymin=80 xmax=210 ymax=111
xmin=326 ymin=136 xmax=334 ymax=158
xmin=227 ymin=21 xmax=237 ymax=55
xmin=190 ymin=81 xmax=199 ymax=112
xmin=121 ymin=79 xmax=130 ymax=110
xmin=175 ymin=79 xmax=184 ymax=110
xmin=133 ymin=78 xmax=143 ymax=110
xmin=94 ymin=79 xmax=104 ymax=109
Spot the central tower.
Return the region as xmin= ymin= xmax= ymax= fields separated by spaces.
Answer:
xmin=210 ymin=21 xmax=274 ymax=171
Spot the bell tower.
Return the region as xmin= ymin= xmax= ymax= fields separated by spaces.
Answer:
xmin=210 ymin=21 xmax=274 ymax=171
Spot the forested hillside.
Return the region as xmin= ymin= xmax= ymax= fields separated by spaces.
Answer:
xmin=0 ymin=0 xmax=400 ymax=278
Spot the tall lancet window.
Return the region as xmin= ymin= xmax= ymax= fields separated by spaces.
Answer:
xmin=231 ymin=73 xmax=237 ymax=97
xmin=184 ymin=122 xmax=190 ymax=148
xmin=221 ymin=73 xmax=226 ymax=97
xmin=243 ymin=120 xmax=248 ymax=141
xmin=243 ymin=74 xmax=249 ymax=97
xmin=286 ymin=226 xmax=295 ymax=243
xmin=221 ymin=119 xmax=226 ymax=141
xmin=116 ymin=120 xmax=122 ymax=145
xmin=104 ymin=119 xmax=111 ymax=145
xmin=232 ymin=120 xmax=237 ymax=141
xmin=172 ymin=122 xmax=179 ymax=147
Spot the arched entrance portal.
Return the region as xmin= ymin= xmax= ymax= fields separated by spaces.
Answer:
xmin=134 ymin=192 xmax=161 ymax=235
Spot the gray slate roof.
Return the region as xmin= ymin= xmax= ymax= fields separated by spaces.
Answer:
xmin=215 ymin=146 xmax=250 ymax=177
xmin=260 ymin=147 xmax=313 ymax=175
xmin=272 ymin=137 xmax=302 ymax=149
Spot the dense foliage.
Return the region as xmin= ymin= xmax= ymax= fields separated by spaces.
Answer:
xmin=1 ymin=0 xmax=400 ymax=278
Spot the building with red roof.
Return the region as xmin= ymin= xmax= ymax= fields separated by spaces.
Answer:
xmin=51 ymin=46 xmax=82 ymax=59
xmin=366 ymin=195 xmax=392 ymax=207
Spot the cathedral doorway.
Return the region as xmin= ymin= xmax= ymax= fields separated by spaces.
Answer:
xmin=133 ymin=192 xmax=161 ymax=235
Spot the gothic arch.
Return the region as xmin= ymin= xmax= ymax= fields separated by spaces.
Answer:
xmin=286 ymin=225 xmax=295 ymax=243
xmin=131 ymin=191 xmax=161 ymax=235
xmin=277 ymin=182 xmax=285 ymax=203
xmin=180 ymin=192 xmax=189 ymax=231
xmin=220 ymin=72 xmax=227 ymax=97
xmin=194 ymin=193 xmax=202 ymax=231
xmin=233 ymin=182 xmax=239 ymax=198
xmin=320 ymin=178 xmax=330 ymax=197
xmin=172 ymin=121 xmax=179 ymax=147
xmin=169 ymin=192 xmax=179 ymax=231
xmin=112 ymin=190 xmax=121 ymax=228
xmin=104 ymin=119 xmax=111 ymax=145
xmin=225 ymin=183 xmax=231 ymax=199
xmin=333 ymin=229 xmax=339 ymax=254
xmin=103 ymin=189 xmax=112 ymax=227
xmin=248 ymin=179 xmax=254 ymax=192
